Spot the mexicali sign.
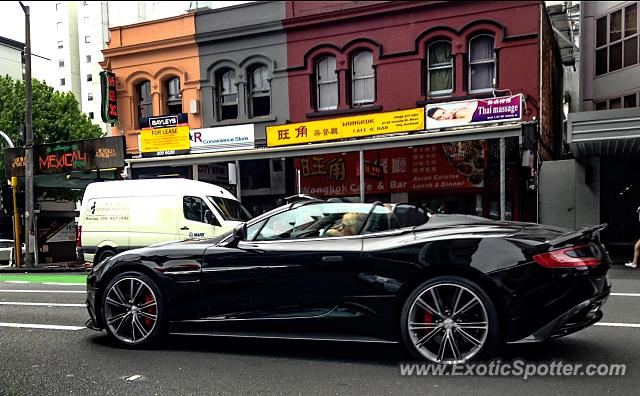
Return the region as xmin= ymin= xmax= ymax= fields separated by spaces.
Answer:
xmin=3 ymin=136 xmax=125 ymax=177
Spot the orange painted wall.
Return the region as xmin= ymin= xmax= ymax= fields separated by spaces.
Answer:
xmin=101 ymin=13 xmax=200 ymax=155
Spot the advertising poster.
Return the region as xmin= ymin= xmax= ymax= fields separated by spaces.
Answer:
xmin=294 ymin=141 xmax=487 ymax=197
xmin=190 ymin=124 xmax=255 ymax=153
xmin=425 ymin=94 xmax=522 ymax=130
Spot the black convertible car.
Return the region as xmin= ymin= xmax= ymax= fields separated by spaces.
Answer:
xmin=86 ymin=200 xmax=611 ymax=364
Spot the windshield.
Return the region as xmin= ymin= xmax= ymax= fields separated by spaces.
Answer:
xmin=207 ymin=196 xmax=253 ymax=222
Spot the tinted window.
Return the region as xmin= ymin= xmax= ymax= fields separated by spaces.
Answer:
xmin=207 ymin=196 xmax=252 ymax=222
xmin=183 ymin=196 xmax=210 ymax=224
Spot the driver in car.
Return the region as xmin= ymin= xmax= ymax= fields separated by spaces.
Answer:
xmin=324 ymin=212 xmax=366 ymax=237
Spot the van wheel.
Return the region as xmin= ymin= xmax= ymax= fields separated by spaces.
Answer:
xmin=95 ymin=249 xmax=116 ymax=265
xmin=101 ymin=271 xmax=165 ymax=347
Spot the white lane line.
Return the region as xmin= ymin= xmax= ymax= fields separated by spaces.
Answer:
xmin=610 ymin=293 xmax=640 ymax=297
xmin=0 ymin=302 xmax=85 ymax=307
xmin=595 ymin=322 xmax=640 ymax=328
xmin=42 ymin=283 xmax=85 ymax=286
xmin=0 ymin=289 xmax=85 ymax=294
xmin=4 ymin=281 xmax=30 ymax=284
xmin=0 ymin=322 xmax=85 ymax=331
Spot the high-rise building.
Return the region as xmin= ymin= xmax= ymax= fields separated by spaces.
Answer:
xmin=53 ymin=1 xmax=210 ymax=134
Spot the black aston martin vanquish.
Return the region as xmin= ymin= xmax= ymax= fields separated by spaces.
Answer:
xmin=86 ymin=200 xmax=611 ymax=364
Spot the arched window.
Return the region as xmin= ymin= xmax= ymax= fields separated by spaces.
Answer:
xmin=136 ymin=80 xmax=153 ymax=127
xmin=249 ymin=65 xmax=270 ymax=117
xmin=216 ymin=69 xmax=237 ymax=120
xmin=427 ymin=41 xmax=453 ymax=95
xmin=351 ymin=51 xmax=375 ymax=105
xmin=166 ymin=77 xmax=182 ymax=115
xmin=469 ymin=35 xmax=496 ymax=93
xmin=315 ymin=56 xmax=338 ymax=110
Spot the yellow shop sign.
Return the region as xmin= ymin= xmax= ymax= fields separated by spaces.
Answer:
xmin=139 ymin=125 xmax=191 ymax=158
xmin=266 ymin=108 xmax=424 ymax=147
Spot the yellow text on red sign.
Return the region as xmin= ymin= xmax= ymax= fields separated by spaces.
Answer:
xmin=139 ymin=125 xmax=191 ymax=153
xmin=266 ymin=108 xmax=425 ymax=147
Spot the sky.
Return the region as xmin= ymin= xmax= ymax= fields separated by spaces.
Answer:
xmin=0 ymin=1 xmax=251 ymax=85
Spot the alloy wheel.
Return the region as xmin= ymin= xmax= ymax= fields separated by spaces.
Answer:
xmin=104 ymin=277 xmax=158 ymax=344
xmin=407 ymin=282 xmax=489 ymax=364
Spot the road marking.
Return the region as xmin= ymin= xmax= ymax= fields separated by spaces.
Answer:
xmin=125 ymin=375 xmax=143 ymax=381
xmin=0 ymin=322 xmax=85 ymax=331
xmin=595 ymin=322 xmax=640 ymax=328
xmin=610 ymin=293 xmax=640 ymax=297
xmin=4 ymin=281 xmax=30 ymax=284
xmin=0 ymin=289 xmax=85 ymax=294
xmin=0 ymin=302 xmax=85 ymax=307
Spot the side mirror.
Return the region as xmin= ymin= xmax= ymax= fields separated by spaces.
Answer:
xmin=224 ymin=223 xmax=246 ymax=248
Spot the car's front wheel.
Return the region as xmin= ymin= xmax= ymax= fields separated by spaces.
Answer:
xmin=400 ymin=276 xmax=502 ymax=364
xmin=101 ymin=271 xmax=165 ymax=347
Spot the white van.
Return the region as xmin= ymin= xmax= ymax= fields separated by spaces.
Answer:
xmin=77 ymin=178 xmax=252 ymax=264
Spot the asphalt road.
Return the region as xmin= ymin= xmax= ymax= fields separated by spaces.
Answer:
xmin=0 ymin=268 xmax=639 ymax=395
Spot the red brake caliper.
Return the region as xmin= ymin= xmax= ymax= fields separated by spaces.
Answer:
xmin=143 ymin=294 xmax=155 ymax=328
xmin=423 ymin=310 xmax=433 ymax=336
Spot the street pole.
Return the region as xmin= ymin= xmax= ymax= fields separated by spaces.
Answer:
xmin=11 ymin=177 xmax=23 ymax=268
xmin=19 ymin=1 xmax=35 ymax=267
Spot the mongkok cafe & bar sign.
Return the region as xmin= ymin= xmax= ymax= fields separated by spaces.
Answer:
xmin=4 ymin=136 xmax=125 ymax=177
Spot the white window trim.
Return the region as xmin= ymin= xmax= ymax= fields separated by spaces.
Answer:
xmin=316 ymin=56 xmax=339 ymax=111
xmin=427 ymin=40 xmax=454 ymax=96
xmin=595 ymin=3 xmax=638 ymax=77
xmin=351 ymin=51 xmax=375 ymax=105
xmin=468 ymin=34 xmax=496 ymax=94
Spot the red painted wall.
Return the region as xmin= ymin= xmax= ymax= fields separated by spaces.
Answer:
xmin=284 ymin=1 xmax=542 ymax=123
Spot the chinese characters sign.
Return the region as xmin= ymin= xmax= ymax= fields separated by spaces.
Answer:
xmin=139 ymin=113 xmax=191 ymax=158
xmin=425 ymin=94 xmax=522 ymax=130
xmin=4 ymin=136 xmax=125 ymax=177
xmin=100 ymin=71 xmax=118 ymax=124
xmin=266 ymin=108 xmax=424 ymax=147
xmin=294 ymin=141 xmax=486 ymax=197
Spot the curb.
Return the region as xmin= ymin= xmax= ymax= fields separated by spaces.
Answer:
xmin=0 ymin=267 xmax=91 ymax=274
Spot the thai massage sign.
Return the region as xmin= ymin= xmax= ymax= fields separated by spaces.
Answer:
xmin=100 ymin=71 xmax=118 ymax=124
xmin=4 ymin=136 xmax=125 ymax=177
xmin=139 ymin=114 xmax=191 ymax=158
xmin=266 ymin=108 xmax=424 ymax=147
xmin=425 ymin=94 xmax=523 ymax=130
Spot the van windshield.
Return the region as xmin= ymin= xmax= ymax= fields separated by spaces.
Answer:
xmin=207 ymin=196 xmax=253 ymax=222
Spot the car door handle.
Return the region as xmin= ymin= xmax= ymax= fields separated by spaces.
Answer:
xmin=180 ymin=226 xmax=189 ymax=230
xmin=322 ymin=256 xmax=343 ymax=262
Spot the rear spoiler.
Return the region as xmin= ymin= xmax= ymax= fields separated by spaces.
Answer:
xmin=546 ymin=223 xmax=608 ymax=248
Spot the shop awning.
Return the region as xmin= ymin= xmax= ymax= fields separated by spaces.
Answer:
xmin=126 ymin=123 xmax=525 ymax=169
xmin=567 ymin=108 xmax=640 ymax=159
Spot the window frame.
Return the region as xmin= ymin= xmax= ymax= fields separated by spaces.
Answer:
xmin=350 ymin=50 xmax=376 ymax=106
xmin=427 ymin=40 xmax=454 ymax=96
xmin=216 ymin=68 xmax=238 ymax=121
xmin=315 ymin=55 xmax=339 ymax=111
xmin=248 ymin=64 xmax=271 ymax=117
xmin=595 ymin=3 xmax=639 ymax=76
xmin=136 ymin=80 xmax=153 ymax=128
xmin=468 ymin=34 xmax=496 ymax=94
xmin=165 ymin=76 xmax=182 ymax=115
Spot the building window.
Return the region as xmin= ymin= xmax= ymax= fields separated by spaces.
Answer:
xmin=315 ymin=56 xmax=338 ymax=110
xmin=87 ymin=73 xmax=92 ymax=82
xmin=166 ymin=77 xmax=182 ymax=115
xmin=624 ymin=93 xmax=637 ymax=107
xmin=216 ymin=69 xmax=238 ymax=121
xmin=84 ymin=36 xmax=91 ymax=44
xmin=89 ymin=112 xmax=94 ymax=119
xmin=88 ymin=93 xmax=93 ymax=101
xmin=249 ymin=65 xmax=270 ymax=117
xmin=57 ymin=40 xmax=63 ymax=49
xmin=351 ymin=51 xmax=375 ymax=105
xmin=596 ymin=4 xmax=638 ymax=76
xmin=595 ymin=92 xmax=639 ymax=110
xmin=427 ymin=41 xmax=453 ymax=96
xmin=86 ymin=55 xmax=92 ymax=63
xmin=137 ymin=80 xmax=153 ymax=127
xmin=469 ymin=35 xmax=496 ymax=93
xmin=59 ymin=59 xmax=64 ymax=68
xmin=60 ymin=78 xmax=65 ymax=86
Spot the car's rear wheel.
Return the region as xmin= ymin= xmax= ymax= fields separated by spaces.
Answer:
xmin=400 ymin=276 xmax=502 ymax=364
xmin=101 ymin=272 xmax=164 ymax=347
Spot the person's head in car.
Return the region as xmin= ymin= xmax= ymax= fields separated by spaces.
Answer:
xmin=325 ymin=212 xmax=365 ymax=237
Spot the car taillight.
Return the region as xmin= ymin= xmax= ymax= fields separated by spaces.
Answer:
xmin=533 ymin=243 xmax=600 ymax=268
xmin=76 ymin=225 xmax=82 ymax=247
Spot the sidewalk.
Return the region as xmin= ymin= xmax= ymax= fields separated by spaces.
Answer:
xmin=0 ymin=261 xmax=92 ymax=273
